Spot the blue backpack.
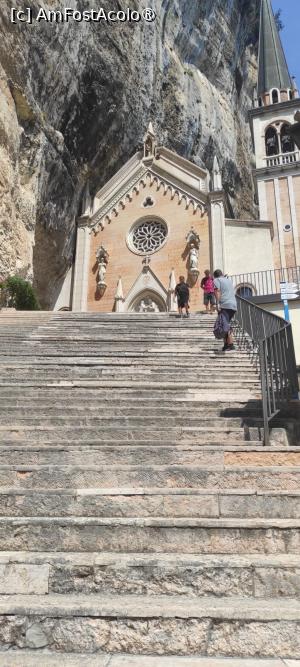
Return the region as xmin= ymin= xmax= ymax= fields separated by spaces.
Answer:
xmin=213 ymin=312 xmax=231 ymax=340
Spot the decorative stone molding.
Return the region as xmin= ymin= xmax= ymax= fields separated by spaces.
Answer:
xmin=90 ymin=170 xmax=207 ymax=234
xmin=90 ymin=167 xmax=148 ymax=233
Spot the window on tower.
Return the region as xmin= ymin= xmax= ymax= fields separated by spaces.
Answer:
xmin=280 ymin=123 xmax=295 ymax=154
xmin=265 ymin=126 xmax=279 ymax=156
xmin=271 ymin=89 xmax=280 ymax=104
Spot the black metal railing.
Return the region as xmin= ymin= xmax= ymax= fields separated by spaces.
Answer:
xmin=230 ymin=266 xmax=300 ymax=298
xmin=234 ymin=296 xmax=299 ymax=445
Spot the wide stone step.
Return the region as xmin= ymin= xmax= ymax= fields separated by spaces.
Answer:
xmin=0 ymin=352 xmax=250 ymax=360
xmin=0 ymin=426 xmax=248 ymax=443
xmin=0 ymin=439 xmax=262 ymax=450
xmin=0 ymin=390 xmax=261 ymax=405
xmin=0 ymin=416 xmax=245 ymax=429
xmin=0 ymin=654 xmax=294 ymax=667
xmin=0 ymin=395 xmax=262 ymax=408
xmin=0 ymin=370 xmax=258 ymax=380
xmin=0 ymin=465 xmax=298 ymax=489
xmin=0 ymin=405 xmax=263 ymax=418
xmin=0 ymin=594 xmax=299 ymax=657
xmin=0 ymin=358 xmax=255 ymax=371
xmin=0 ymin=445 xmax=238 ymax=466
xmin=0 ymin=516 xmax=300 ymax=553
xmin=1 ymin=443 xmax=283 ymax=466
xmin=1 ymin=486 xmax=300 ymax=519
xmin=0 ymin=551 xmax=299 ymax=600
xmin=0 ymin=382 xmax=261 ymax=393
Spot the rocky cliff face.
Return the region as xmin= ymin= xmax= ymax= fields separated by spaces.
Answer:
xmin=0 ymin=0 xmax=259 ymax=307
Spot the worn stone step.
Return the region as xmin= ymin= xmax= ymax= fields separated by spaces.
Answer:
xmin=0 ymin=551 xmax=299 ymax=600
xmin=0 ymin=653 xmax=294 ymax=667
xmin=0 ymin=594 xmax=299 ymax=657
xmin=0 ymin=395 xmax=261 ymax=408
xmin=0 ymin=382 xmax=261 ymax=394
xmin=0 ymin=465 xmax=298 ymax=489
xmin=1 ymin=486 xmax=300 ymax=520
xmin=0 ymin=445 xmax=233 ymax=466
xmin=0 ymin=416 xmax=245 ymax=429
xmin=0 ymin=355 xmax=256 ymax=364
xmin=1 ymin=443 xmax=283 ymax=466
xmin=0 ymin=426 xmax=249 ymax=443
xmin=0 ymin=516 xmax=300 ymax=553
xmin=0 ymin=374 xmax=258 ymax=383
xmin=0 ymin=439 xmax=263 ymax=450
xmin=0 ymin=405 xmax=263 ymax=418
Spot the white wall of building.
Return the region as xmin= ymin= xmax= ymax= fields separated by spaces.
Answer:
xmin=263 ymin=300 xmax=300 ymax=365
xmin=225 ymin=222 xmax=274 ymax=276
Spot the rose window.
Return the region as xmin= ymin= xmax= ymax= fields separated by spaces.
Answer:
xmin=130 ymin=219 xmax=168 ymax=254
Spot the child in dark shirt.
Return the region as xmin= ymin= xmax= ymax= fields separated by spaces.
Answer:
xmin=175 ymin=276 xmax=190 ymax=317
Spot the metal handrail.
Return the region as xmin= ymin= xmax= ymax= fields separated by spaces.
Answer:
xmin=230 ymin=266 xmax=300 ymax=298
xmin=234 ymin=296 xmax=299 ymax=445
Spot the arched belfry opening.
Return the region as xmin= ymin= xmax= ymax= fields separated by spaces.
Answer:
xmin=280 ymin=123 xmax=295 ymax=153
xmin=265 ymin=126 xmax=279 ymax=156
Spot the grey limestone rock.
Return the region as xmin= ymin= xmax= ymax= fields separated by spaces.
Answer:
xmin=26 ymin=622 xmax=49 ymax=648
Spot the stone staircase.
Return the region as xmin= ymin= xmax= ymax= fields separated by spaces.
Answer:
xmin=0 ymin=310 xmax=299 ymax=667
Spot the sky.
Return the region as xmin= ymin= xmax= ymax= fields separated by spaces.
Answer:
xmin=272 ymin=0 xmax=300 ymax=87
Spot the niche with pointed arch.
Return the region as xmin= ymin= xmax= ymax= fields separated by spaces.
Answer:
xmin=129 ymin=290 xmax=167 ymax=313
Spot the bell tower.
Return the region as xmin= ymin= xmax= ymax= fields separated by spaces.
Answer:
xmin=250 ymin=0 xmax=300 ymax=269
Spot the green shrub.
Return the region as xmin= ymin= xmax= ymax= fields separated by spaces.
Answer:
xmin=4 ymin=276 xmax=40 ymax=310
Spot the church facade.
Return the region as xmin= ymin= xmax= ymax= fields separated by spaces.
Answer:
xmin=71 ymin=123 xmax=273 ymax=313
xmin=66 ymin=0 xmax=299 ymax=315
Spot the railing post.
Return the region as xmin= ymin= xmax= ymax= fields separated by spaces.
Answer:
xmin=259 ymin=340 xmax=270 ymax=446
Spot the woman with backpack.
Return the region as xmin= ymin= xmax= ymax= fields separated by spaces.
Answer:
xmin=213 ymin=270 xmax=237 ymax=352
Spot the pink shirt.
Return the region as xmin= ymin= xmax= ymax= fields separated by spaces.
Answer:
xmin=201 ymin=276 xmax=214 ymax=293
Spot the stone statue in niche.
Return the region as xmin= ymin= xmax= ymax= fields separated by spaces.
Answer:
xmin=96 ymin=246 xmax=109 ymax=266
xmin=96 ymin=245 xmax=109 ymax=295
xmin=189 ymin=244 xmax=199 ymax=271
xmin=186 ymin=228 xmax=200 ymax=249
xmin=98 ymin=262 xmax=107 ymax=284
xmin=185 ymin=229 xmax=200 ymax=283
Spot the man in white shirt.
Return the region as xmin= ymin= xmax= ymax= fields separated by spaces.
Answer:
xmin=214 ymin=270 xmax=237 ymax=352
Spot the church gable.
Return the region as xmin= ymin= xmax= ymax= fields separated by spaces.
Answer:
xmin=87 ymin=124 xmax=209 ymax=233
